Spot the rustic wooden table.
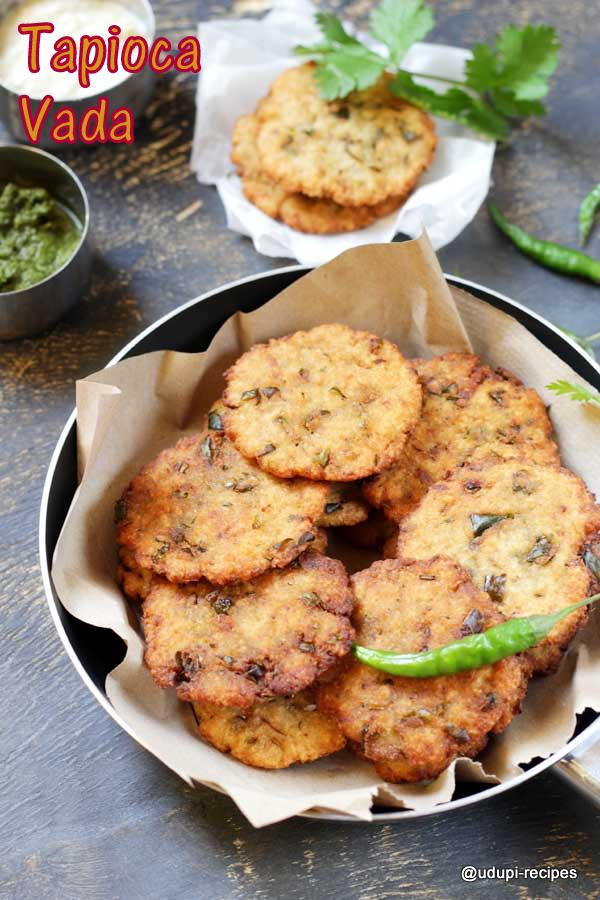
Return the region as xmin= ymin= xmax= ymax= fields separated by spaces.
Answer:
xmin=2 ymin=0 xmax=600 ymax=897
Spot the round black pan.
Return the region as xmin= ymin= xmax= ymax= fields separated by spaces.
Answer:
xmin=39 ymin=266 xmax=600 ymax=821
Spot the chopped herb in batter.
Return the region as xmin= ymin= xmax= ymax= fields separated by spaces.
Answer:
xmin=470 ymin=513 xmax=512 ymax=538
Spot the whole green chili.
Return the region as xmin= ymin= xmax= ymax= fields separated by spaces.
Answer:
xmin=489 ymin=202 xmax=600 ymax=285
xmin=579 ymin=182 xmax=600 ymax=246
xmin=353 ymin=592 xmax=600 ymax=677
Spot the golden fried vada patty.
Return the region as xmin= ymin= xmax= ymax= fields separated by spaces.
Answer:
xmin=115 ymin=424 xmax=328 ymax=586
xmin=255 ymin=64 xmax=436 ymax=208
xmin=223 ymin=324 xmax=422 ymax=481
xmin=232 ymin=113 xmax=404 ymax=234
xmin=395 ymin=460 xmax=600 ymax=674
xmin=142 ymin=551 xmax=354 ymax=708
xmin=193 ymin=690 xmax=345 ymax=768
xmin=116 ymin=530 xmax=330 ymax=603
xmin=364 ymin=353 xmax=559 ymax=523
xmin=317 ymin=557 xmax=530 ymax=783
xmin=317 ymin=482 xmax=370 ymax=528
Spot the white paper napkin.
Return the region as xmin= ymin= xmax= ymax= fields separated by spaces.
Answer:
xmin=191 ymin=0 xmax=496 ymax=264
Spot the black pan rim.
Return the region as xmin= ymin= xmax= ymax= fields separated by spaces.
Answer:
xmin=38 ymin=264 xmax=600 ymax=824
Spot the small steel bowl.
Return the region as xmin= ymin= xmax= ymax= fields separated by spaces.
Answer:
xmin=0 ymin=0 xmax=156 ymax=148
xmin=0 ymin=143 xmax=91 ymax=340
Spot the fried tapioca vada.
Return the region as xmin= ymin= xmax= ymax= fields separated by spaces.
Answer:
xmin=255 ymin=64 xmax=436 ymax=208
xmin=116 ymin=425 xmax=328 ymax=586
xmin=222 ymin=324 xmax=422 ymax=482
xmin=232 ymin=114 xmax=404 ymax=234
xmin=193 ymin=690 xmax=345 ymax=768
xmin=143 ymin=551 xmax=354 ymax=708
xmin=317 ymin=482 xmax=370 ymax=528
xmin=317 ymin=557 xmax=529 ymax=783
xmin=395 ymin=460 xmax=600 ymax=674
xmin=116 ymin=530 xmax=330 ymax=603
xmin=364 ymin=353 xmax=559 ymax=523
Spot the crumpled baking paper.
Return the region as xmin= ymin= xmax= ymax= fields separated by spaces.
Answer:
xmin=51 ymin=235 xmax=600 ymax=827
xmin=191 ymin=0 xmax=496 ymax=265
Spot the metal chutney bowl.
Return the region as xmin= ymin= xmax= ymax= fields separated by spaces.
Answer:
xmin=39 ymin=267 xmax=600 ymax=821
xmin=0 ymin=0 xmax=156 ymax=148
xmin=0 ymin=143 xmax=91 ymax=340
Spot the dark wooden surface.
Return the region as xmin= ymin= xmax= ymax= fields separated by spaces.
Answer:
xmin=2 ymin=1 xmax=600 ymax=897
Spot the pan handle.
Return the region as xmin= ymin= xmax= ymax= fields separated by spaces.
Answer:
xmin=555 ymin=730 xmax=600 ymax=806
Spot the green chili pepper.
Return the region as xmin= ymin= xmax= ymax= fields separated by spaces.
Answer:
xmin=352 ymin=592 xmax=600 ymax=677
xmin=489 ymin=202 xmax=600 ymax=285
xmin=579 ymin=182 xmax=600 ymax=246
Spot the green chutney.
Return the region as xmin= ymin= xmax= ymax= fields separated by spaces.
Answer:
xmin=0 ymin=182 xmax=81 ymax=293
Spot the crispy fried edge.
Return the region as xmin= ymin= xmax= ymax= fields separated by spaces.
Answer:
xmin=192 ymin=692 xmax=346 ymax=768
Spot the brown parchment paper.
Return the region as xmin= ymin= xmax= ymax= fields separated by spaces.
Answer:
xmin=52 ymin=234 xmax=600 ymax=827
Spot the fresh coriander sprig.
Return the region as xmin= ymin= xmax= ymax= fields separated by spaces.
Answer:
xmin=559 ymin=327 xmax=600 ymax=360
xmin=295 ymin=0 xmax=560 ymax=140
xmin=546 ymin=380 xmax=600 ymax=405
xmin=295 ymin=13 xmax=388 ymax=98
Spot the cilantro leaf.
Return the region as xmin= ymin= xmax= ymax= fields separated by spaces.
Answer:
xmin=559 ymin=328 xmax=597 ymax=361
xmin=488 ymin=90 xmax=545 ymax=119
xmin=390 ymin=71 xmax=510 ymax=139
xmin=295 ymin=12 xmax=368 ymax=55
xmin=294 ymin=43 xmax=338 ymax=58
xmin=464 ymin=43 xmax=498 ymax=92
xmin=494 ymin=25 xmax=560 ymax=100
xmin=369 ymin=0 xmax=434 ymax=66
xmin=313 ymin=62 xmax=357 ymax=101
xmin=464 ymin=25 xmax=559 ymax=126
xmin=295 ymin=4 xmax=560 ymax=139
xmin=315 ymin=12 xmax=362 ymax=46
xmin=296 ymin=13 xmax=386 ymax=100
xmin=465 ymin=25 xmax=560 ymax=103
xmin=546 ymin=380 xmax=600 ymax=405
xmin=314 ymin=47 xmax=387 ymax=100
